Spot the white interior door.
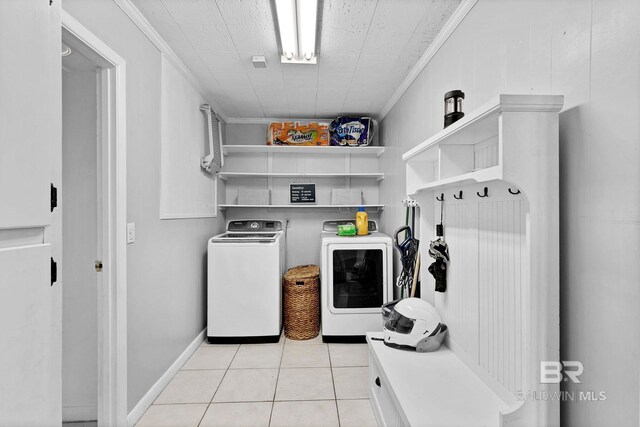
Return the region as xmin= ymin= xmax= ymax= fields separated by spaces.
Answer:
xmin=0 ymin=0 xmax=62 ymax=425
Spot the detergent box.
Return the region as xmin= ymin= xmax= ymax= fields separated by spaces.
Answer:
xmin=329 ymin=116 xmax=377 ymax=146
xmin=267 ymin=122 xmax=329 ymax=146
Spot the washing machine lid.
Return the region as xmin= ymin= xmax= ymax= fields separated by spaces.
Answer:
xmin=211 ymin=220 xmax=283 ymax=243
xmin=211 ymin=232 xmax=280 ymax=243
xmin=227 ymin=220 xmax=282 ymax=232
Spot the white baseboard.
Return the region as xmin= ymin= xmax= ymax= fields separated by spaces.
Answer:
xmin=127 ymin=329 xmax=206 ymax=426
xmin=62 ymin=405 xmax=97 ymax=422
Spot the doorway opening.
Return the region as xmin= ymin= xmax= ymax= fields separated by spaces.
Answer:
xmin=61 ymin=11 xmax=127 ymax=426
xmin=61 ymin=41 xmax=99 ymax=426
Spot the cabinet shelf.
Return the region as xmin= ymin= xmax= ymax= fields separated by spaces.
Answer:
xmin=219 ymin=204 xmax=384 ymax=211
xmin=221 ymin=144 xmax=384 ymax=212
xmin=402 ymin=94 xmax=564 ymax=195
xmin=410 ymin=166 xmax=502 ymax=192
xmin=223 ymin=145 xmax=385 ymax=157
xmin=218 ymin=172 xmax=384 ymax=181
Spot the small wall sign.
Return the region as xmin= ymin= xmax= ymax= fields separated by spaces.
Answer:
xmin=289 ymin=183 xmax=316 ymax=204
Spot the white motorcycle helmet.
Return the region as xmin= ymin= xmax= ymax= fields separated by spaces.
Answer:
xmin=383 ymin=298 xmax=447 ymax=352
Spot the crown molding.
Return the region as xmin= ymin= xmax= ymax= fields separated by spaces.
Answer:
xmin=225 ymin=117 xmax=336 ymax=125
xmin=378 ymin=0 xmax=478 ymax=121
xmin=112 ymin=0 xmax=230 ymax=122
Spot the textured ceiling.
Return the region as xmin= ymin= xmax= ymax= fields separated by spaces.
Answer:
xmin=131 ymin=0 xmax=462 ymax=120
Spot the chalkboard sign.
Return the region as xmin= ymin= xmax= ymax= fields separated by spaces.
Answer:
xmin=289 ymin=183 xmax=316 ymax=204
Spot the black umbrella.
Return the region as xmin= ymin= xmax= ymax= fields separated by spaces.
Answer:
xmin=393 ymin=225 xmax=419 ymax=298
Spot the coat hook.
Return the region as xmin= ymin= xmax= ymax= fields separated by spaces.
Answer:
xmin=477 ymin=187 xmax=489 ymax=198
xmin=453 ymin=190 xmax=463 ymax=200
xmin=436 ymin=193 xmax=445 ymax=201
xmin=508 ymin=187 xmax=521 ymax=195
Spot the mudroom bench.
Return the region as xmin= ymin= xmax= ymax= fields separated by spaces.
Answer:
xmin=368 ymin=95 xmax=564 ymax=427
xmin=367 ymin=332 xmax=511 ymax=426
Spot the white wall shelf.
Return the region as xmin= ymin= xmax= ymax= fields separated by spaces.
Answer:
xmin=371 ymin=94 xmax=564 ymax=427
xmin=222 ymin=145 xmax=385 ymax=157
xmin=220 ymin=143 xmax=384 ymax=210
xmin=402 ymin=94 xmax=564 ymax=195
xmin=219 ymin=204 xmax=384 ymax=211
xmin=218 ymin=172 xmax=384 ymax=181
xmin=408 ymin=166 xmax=501 ymax=193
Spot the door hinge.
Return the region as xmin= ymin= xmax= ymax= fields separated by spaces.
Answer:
xmin=51 ymin=257 xmax=57 ymax=286
xmin=50 ymin=183 xmax=57 ymax=212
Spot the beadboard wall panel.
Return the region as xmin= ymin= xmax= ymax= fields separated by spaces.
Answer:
xmin=434 ymin=192 xmax=526 ymax=398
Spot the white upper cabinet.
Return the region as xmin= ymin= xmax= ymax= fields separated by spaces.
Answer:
xmin=0 ymin=0 xmax=61 ymax=229
xmin=0 ymin=1 xmax=61 ymax=425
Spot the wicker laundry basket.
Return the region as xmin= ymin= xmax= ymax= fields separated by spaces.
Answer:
xmin=283 ymin=265 xmax=320 ymax=340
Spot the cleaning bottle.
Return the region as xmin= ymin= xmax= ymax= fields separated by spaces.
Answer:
xmin=356 ymin=206 xmax=368 ymax=235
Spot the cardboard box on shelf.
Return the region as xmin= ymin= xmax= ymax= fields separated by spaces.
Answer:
xmin=267 ymin=122 xmax=329 ymax=146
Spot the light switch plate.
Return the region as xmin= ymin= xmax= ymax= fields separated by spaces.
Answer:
xmin=127 ymin=223 xmax=135 ymax=244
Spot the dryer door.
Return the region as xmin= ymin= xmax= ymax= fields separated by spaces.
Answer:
xmin=327 ymin=243 xmax=388 ymax=314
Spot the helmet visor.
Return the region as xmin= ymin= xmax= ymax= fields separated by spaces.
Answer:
xmin=384 ymin=311 xmax=415 ymax=334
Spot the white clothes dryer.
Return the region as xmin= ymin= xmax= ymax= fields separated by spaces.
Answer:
xmin=320 ymin=220 xmax=393 ymax=342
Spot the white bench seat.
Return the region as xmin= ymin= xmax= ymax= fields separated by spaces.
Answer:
xmin=367 ymin=332 xmax=514 ymax=427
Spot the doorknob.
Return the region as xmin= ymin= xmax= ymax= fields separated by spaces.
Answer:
xmin=95 ymin=260 xmax=103 ymax=272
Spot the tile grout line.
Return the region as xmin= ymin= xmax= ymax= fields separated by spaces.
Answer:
xmin=195 ymin=343 xmax=240 ymax=427
xmin=268 ymin=334 xmax=287 ymax=426
xmin=328 ymin=343 xmax=342 ymax=427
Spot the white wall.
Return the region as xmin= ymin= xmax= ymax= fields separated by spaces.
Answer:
xmin=378 ymin=0 xmax=640 ymax=426
xmin=160 ymin=54 xmax=217 ymax=219
xmin=62 ymin=70 xmax=98 ymax=421
xmin=61 ymin=0 xmax=225 ymax=411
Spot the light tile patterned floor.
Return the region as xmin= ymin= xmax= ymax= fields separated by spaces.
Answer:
xmin=136 ymin=335 xmax=377 ymax=427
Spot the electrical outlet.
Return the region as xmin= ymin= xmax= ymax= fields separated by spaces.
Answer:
xmin=126 ymin=223 xmax=135 ymax=244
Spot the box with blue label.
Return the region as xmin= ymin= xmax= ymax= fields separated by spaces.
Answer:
xmin=329 ymin=116 xmax=377 ymax=146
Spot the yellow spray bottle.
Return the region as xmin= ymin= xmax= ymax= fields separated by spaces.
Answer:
xmin=356 ymin=206 xmax=368 ymax=235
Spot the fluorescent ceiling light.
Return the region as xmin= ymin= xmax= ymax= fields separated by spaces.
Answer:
xmin=275 ymin=0 xmax=318 ymax=64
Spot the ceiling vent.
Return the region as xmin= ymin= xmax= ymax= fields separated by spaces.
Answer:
xmin=252 ymin=55 xmax=267 ymax=68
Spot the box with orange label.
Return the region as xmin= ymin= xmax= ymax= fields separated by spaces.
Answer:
xmin=267 ymin=122 xmax=329 ymax=146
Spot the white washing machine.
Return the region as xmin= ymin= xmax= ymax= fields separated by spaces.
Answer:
xmin=207 ymin=220 xmax=285 ymax=343
xmin=320 ymin=220 xmax=393 ymax=342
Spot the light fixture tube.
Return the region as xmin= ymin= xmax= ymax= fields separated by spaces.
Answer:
xmin=275 ymin=0 xmax=298 ymax=60
xmin=297 ymin=0 xmax=317 ymax=61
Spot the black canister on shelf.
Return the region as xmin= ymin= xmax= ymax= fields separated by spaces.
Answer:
xmin=444 ymin=90 xmax=465 ymax=128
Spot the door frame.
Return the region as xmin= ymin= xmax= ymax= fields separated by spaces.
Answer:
xmin=61 ymin=10 xmax=127 ymax=426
